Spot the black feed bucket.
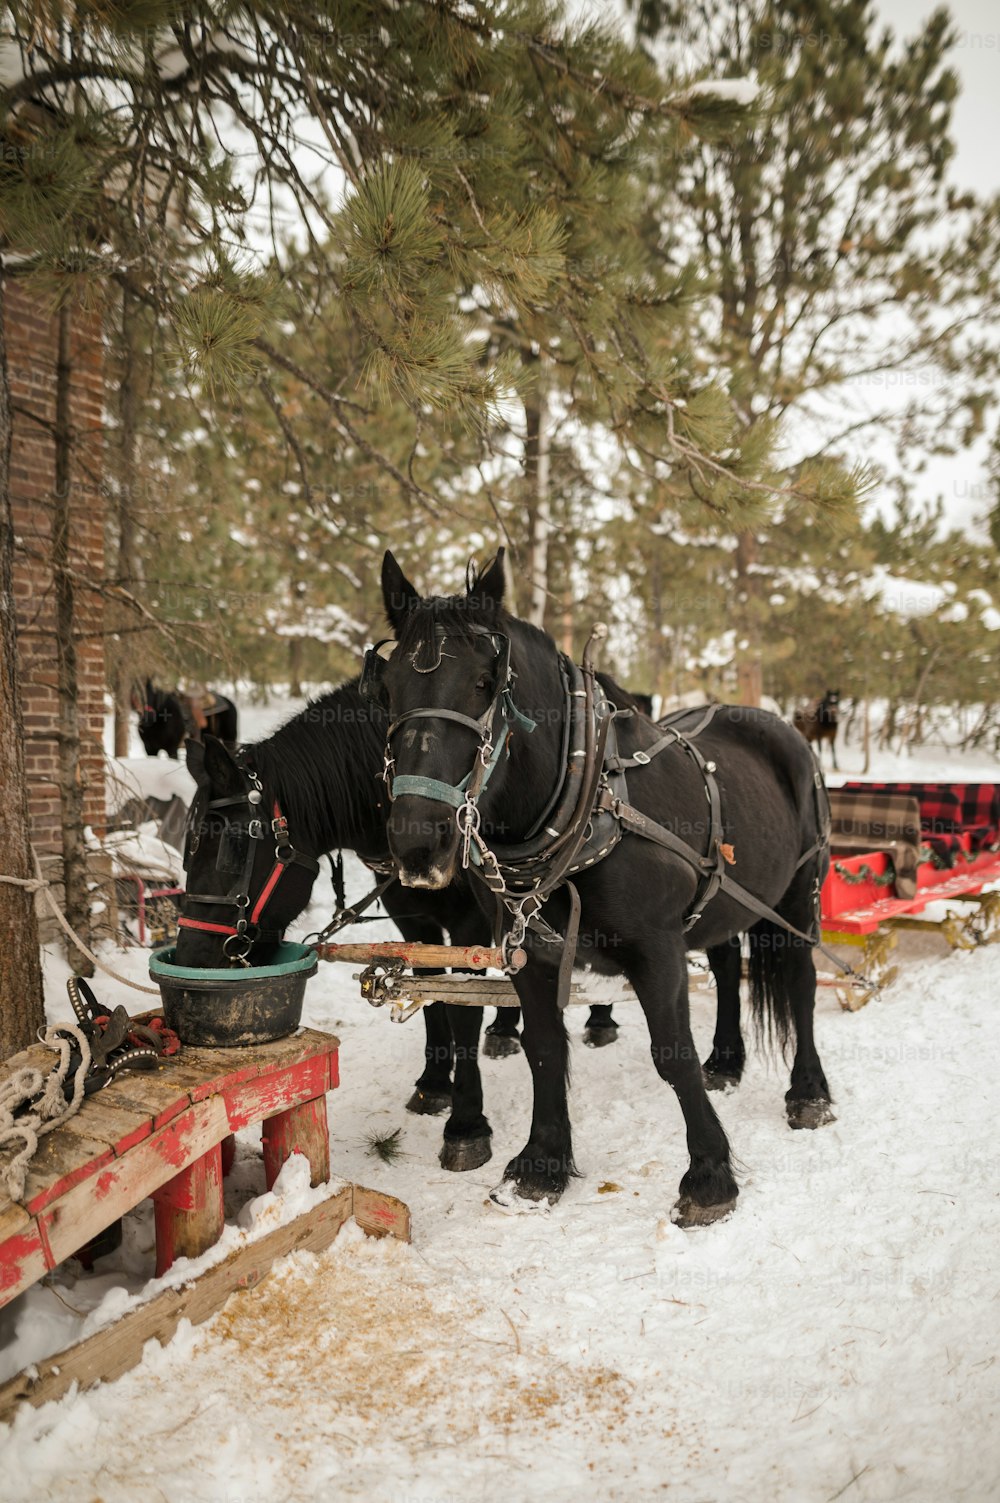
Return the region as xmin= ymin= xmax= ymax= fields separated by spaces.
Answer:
xmin=149 ymin=942 xmax=318 ymax=1048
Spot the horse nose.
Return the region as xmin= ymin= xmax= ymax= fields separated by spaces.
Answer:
xmin=388 ymin=799 xmax=458 ymax=889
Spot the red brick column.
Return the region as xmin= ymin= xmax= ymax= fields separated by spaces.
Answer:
xmin=6 ymin=284 xmax=106 ymax=855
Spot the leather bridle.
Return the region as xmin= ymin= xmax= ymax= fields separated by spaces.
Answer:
xmin=178 ymin=758 xmax=321 ymax=965
xmin=362 ymin=624 xmax=536 ymax=869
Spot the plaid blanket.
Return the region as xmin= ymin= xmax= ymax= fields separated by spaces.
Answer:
xmin=838 ymin=781 xmax=1000 ymax=861
xmin=828 ymin=791 xmax=921 ymax=898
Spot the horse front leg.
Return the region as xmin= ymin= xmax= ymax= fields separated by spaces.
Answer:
xmin=628 ymin=939 xmax=739 ymax=1228
xmin=490 ymin=960 xmax=574 ymax=1210
xmin=439 ymin=1003 xmax=493 ymax=1170
xmin=702 ymin=935 xmax=745 ymax=1089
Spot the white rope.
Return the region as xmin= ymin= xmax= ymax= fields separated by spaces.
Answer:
xmin=0 ymin=1023 xmax=91 ymax=1202
xmin=0 ymin=850 xmax=159 ymax=996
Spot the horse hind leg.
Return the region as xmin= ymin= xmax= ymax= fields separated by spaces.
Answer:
xmin=407 ymin=1001 xmax=454 ymax=1116
xmin=484 ymin=1005 xmax=522 ymax=1058
xmin=702 ymin=935 xmax=745 ymax=1090
xmin=628 ymin=941 xmax=739 ymax=1227
xmin=746 ymin=907 xmax=835 ymax=1130
xmin=583 ymin=1003 xmax=619 ymax=1048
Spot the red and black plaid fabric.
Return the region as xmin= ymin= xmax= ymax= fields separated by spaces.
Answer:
xmin=839 ymin=782 xmax=972 ymax=862
xmin=950 ymin=784 xmax=1000 ymax=849
xmin=828 ymin=790 xmax=921 ymax=897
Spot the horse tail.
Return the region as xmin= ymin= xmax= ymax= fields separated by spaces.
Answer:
xmin=746 ymin=917 xmax=797 ymax=1060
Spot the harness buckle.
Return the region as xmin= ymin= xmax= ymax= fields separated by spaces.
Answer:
xmin=457 ymin=795 xmax=482 ymax=871
xmin=223 ymin=929 xmax=253 ymax=966
xmin=632 ymin=749 xmax=650 ymax=765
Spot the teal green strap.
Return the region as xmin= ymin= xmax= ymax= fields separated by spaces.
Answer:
xmin=503 ymin=690 xmax=537 ymax=734
xmin=389 ymin=692 xmax=533 ymax=818
xmin=390 ymin=775 xmax=467 ymax=807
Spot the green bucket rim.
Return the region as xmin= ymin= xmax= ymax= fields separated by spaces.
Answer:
xmin=150 ymin=941 xmax=317 ymax=985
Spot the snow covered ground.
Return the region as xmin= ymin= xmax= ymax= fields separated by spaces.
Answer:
xmin=2 ymin=702 xmax=998 ymax=1500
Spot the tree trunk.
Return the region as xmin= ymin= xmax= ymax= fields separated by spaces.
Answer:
xmin=734 ymin=529 xmax=762 ymax=706
xmin=523 ymin=360 xmax=550 ymax=630
xmin=52 ymin=304 xmax=93 ymax=974
xmin=0 ymin=270 xmax=46 ymax=1054
xmin=113 ymin=288 xmax=140 ymax=757
xmin=288 ymin=636 xmax=304 ymax=697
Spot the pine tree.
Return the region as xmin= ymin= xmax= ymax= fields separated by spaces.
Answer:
xmin=626 ymin=0 xmax=1000 ymax=702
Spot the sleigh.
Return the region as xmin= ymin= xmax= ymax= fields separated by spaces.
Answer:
xmin=820 ymin=781 xmax=1000 ymax=1001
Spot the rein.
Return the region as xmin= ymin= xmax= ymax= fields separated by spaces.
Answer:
xmin=178 ymin=758 xmax=321 ymax=965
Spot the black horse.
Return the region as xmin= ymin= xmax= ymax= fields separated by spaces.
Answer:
xmin=794 ymin=689 xmax=840 ymax=769
xmin=174 ymin=689 xmax=616 ymax=1170
xmin=175 ymin=688 xmax=494 ymax=1150
xmin=375 ymin=551 xmax=834 ymax=1226
xmin=134 ymin=680 xmax=238 ymax=758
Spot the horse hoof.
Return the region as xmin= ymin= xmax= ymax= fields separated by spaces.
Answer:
xmin=483 ymin=1031 xmax=521 ymax=1059
xmin=406 ymin=1087 xmax=452 ymax=1116
xmin=787 ymin=1098 xmax=837 ymax=1130
xmin=583 ymin=1024 xmax=619 ymax=1048
xmin=488 ymin=1179 xmax=554 ymax=1214
xmin=440 ymin=1135 xmax=492 ymax=1172
xmin=702 ymin=1068 xmax=741 ymax=1093
xmin=671 ymin=1194 xmax=737 ymax=1229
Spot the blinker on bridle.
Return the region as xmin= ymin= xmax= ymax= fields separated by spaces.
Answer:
xmin=361 ymin=623 xmax=536 ymax=870
xmin=178 ymin=758 xmax=321 ymax=965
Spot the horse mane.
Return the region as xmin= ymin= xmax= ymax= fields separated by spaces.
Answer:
xmin=247 ymin=678 xmax=386 ymax=850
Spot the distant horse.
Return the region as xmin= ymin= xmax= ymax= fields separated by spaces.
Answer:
xmin=794 ymin=690 xmax=840 ymax=769
xmin=134 ymin=680 xmax=238 ymax=758
xmin=374 ymin=551 xmax=835 ymax=1225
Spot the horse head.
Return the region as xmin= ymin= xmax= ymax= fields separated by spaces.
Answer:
xmin=370 ymin=549 xmax=527 ymax=890
xmin=175 ymin=735 xmax=321 ymax=967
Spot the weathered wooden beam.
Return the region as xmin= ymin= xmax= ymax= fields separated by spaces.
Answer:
xmin=317 ymin=941 xmax=516 ymax=970
xmin=0 ymin=1182 xmax=409 ymax=1421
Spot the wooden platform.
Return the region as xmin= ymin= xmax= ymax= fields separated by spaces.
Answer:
xmin=0 ymin=1025 xmax=345 ymax=1309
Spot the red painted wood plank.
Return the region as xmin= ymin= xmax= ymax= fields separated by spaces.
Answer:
xmin=0 ymin=1215 xmax=49 ymax=1308
xmin=22 ymin=1133 xmax=116 ymax=1217
xmin=39 ymin=1096 xmax=230 ymax=1271
xmin=153 ymin=1143 xmax=225 ymax=1276
xmin=262 ymin=1097 xmax=329 ymax=1190
xmin=223 ymin=1056 xmax=330 ymax=1133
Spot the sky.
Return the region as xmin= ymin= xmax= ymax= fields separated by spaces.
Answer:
xmin=876 ymin=0 xmax=1000 ymax=200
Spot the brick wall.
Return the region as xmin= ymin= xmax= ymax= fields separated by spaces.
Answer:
xmin=7 ymin=282 xmax=106 ymax=856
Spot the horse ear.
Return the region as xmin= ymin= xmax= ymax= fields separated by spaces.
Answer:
xmin=381 ymin=551 xmax=421 ymax=632
xmin=469 ymin=548 xmax=505 ymax=611
xmin=201 ymin=734 xmax=243 ymax=795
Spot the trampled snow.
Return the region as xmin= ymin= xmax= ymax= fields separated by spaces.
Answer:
xmin=1 ymin=714 xmax=997 ymax=1500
